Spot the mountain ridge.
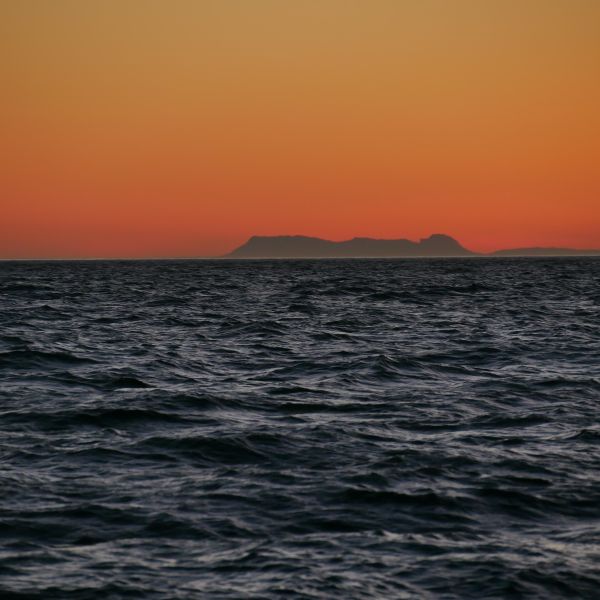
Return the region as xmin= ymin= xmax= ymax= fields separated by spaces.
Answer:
xmin=226 ymin=234 xmax=600 ymax=258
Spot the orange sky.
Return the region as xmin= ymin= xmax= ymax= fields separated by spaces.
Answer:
xmin=1 ymin=0 xmax=599 ymax=258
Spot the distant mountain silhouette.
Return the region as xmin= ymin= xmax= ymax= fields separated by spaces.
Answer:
xmin=225 ymin=234 xmax=600 ymax=258
xmin=227 ymin=234 xmax=475 ymax=258
xmin=491 ymin=247 xmax=600 ymax=257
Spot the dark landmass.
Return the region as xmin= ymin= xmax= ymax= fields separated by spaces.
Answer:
xmin=491 ymin=247 xmax=600 ymax=257
xmin=226 ymin=234 xmax=600 ymax=258
xmin=227 ymin=234 xmax=475 ymax=258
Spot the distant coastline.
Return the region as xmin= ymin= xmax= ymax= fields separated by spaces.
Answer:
xmin=2 ymin=235 xmax=599 ymax=261
xmin=225 ymin=234 xmax=600 ymax=259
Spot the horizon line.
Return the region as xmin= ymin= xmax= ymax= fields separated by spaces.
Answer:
xmin=2 ymin=233 xmax=600 ymax=261
xmin=3 ymin=255 xmax=600 ymax=262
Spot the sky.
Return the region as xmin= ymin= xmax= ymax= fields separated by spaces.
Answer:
xmin=1 ymin=0 xmax=599 ymax=258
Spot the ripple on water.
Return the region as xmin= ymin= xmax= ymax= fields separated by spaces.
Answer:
xmin=0 ymin=257 xmax=599 ymax=598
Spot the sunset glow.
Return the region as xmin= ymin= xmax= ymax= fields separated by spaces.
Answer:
xmin=2 ymin=0 xmax=599 ymax=258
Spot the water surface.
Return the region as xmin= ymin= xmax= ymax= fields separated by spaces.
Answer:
xmin=1 ymin=258 xmax=599 ymax=598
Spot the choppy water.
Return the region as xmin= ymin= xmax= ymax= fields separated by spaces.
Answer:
xmin=1 ymin=258 xmax=600 ymax=599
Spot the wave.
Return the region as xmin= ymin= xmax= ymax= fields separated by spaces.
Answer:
xmin=0 ymin=349 xmax=95 ymax=369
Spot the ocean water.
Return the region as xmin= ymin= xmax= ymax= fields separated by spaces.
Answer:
xmin=1 ymin=258 xmax=599 ymax=599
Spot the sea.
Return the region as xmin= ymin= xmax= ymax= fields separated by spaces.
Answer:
xmin=1 ymin=258 xmax=599 ymax=599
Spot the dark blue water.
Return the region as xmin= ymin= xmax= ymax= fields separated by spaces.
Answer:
xmin=1 ymin=258 xmax=599 ymax=599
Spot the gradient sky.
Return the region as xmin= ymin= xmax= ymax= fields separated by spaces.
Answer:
xmin=2 ymin=0 xmax=599 ymax=258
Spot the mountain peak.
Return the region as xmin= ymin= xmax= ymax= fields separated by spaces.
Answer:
xmin=420 ymin=233 xmax=468 ymax=249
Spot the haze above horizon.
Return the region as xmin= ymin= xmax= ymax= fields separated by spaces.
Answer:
xmin=2 ymin=0 xmax=599 ymax=259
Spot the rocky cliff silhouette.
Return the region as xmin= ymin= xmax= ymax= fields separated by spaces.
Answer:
xmin=226 ymin=234 xmax=600 ymax=258
xmin=227 ymin=234 xmax=476 ymax=258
